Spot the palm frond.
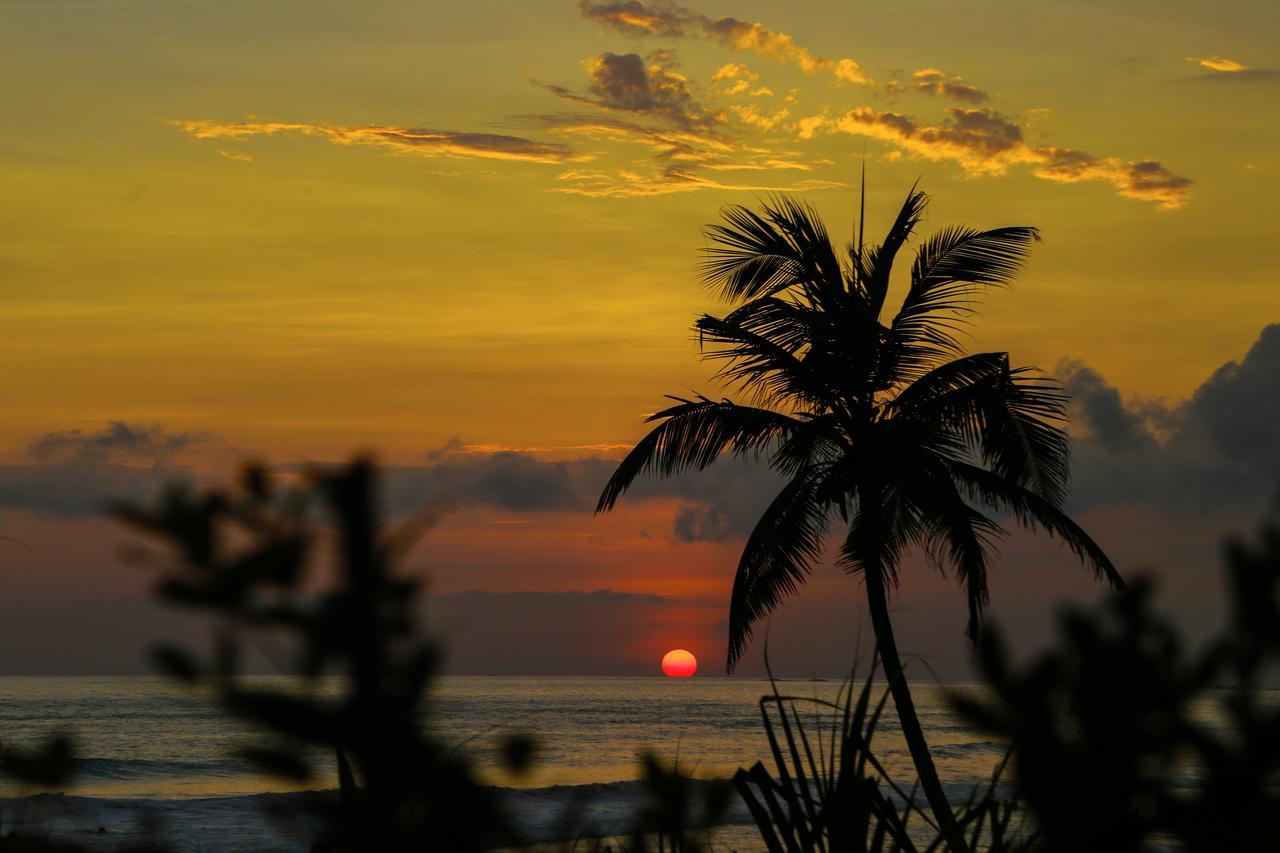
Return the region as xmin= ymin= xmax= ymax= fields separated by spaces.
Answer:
xmin=596 ymin=397 xmax=800 ymax=512
xmin=769 ymin=413 xmax=846 ymax=477
xmin=728 ymin=466 xmax=833 ymax=671
xmin=863 ymin=186 xmax=929 ymax=318
xmin=716 ymin=296 xmax=826 ymax=355
xmin=949 ymin=461 xmax=1124 ymax=589
xmin=976 ymin=366 xmax=1071 ymax=506
xmin=891 ymin=356 xmax=1071 ymax=505
xmin=888 ymin=352 xmax=1010 ymax=415
xmin=892 ymin=226 xmax=1040 ymax=351
xmin=915 ymin=473 xmax=1007 ymax=641
xmin=696 ymin=314 xmax=834 ymax=408
xmin=701 ymin=195 xmax=843 ymax=304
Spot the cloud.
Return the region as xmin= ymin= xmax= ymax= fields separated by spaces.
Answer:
xmin=1033 ymin=150 xmax=1192 ymax=210
xmin=1062 ymin=324 xmax=1280 ymax=512
xmin=540 ymin=51 xmax=722 ymax=131
xmin=816 ymin=106 xmax=1191 ymax=209
xmin=1060 ymin=363 xmax=1158 ymax=455
xmin=0 ymin=423 xmax=212 ymax=518
xmin=0 ymin=462 xmax=188 ymax=518
xmin=172 ymin=120 xmax=587 ymax=165
xmin=552 ymin=166 xmax=842 ymax=197
xmin=727 ymin=104 xmax=790 ymax=130
xmin=911 ymin=68 xmax=988 ymax=104
xmin=525 ymin=106 xmax=828 ymax=190
xmin=382 ymin=439 xmax=783 ymax=541
xmin=530 ymin=51 xmax=827 ymax=188
xmin=832 ymin=106 xmax=1025 ymax=174
xmin=27 ymin=422 xmax=204 ymax=463
xmin=531 ymin=112 xmax=731 ymax=163
xmin=387 ymin=443 xmax=615 ymax=513
xmin=711 ymin=62 xmax=756 ymax=83
xmin=578 ymin=0 xmax=873 ymax=85
xmin=1187 ymin=55 xmax=1248 ymax=73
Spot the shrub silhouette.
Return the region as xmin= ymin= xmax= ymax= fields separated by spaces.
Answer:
xmin=953 ymin=505 xmax=1280 ymax=851
xmin=115 ymin=458 xmax=516 ymax=852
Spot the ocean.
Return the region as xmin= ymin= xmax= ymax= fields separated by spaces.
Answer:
xmin=0 ymin=676 xmax=1007 ymax=850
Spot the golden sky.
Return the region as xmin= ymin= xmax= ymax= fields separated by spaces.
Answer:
xmin=0 ymin=0 xmax=1277 ymax=674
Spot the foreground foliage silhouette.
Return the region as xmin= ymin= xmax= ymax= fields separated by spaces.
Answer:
xmin=597 ymin=184 xmax=1123 ymax=849
xmin=115 ymin=459 xmax=514 ymax=852
xmin=735 ymin=656 xmax=1024 ymax=853
xmin=953 ymin=505 xmax=1280 ymax=851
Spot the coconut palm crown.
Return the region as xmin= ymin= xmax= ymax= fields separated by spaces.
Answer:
xmin=595 ymin=184 xmax=1125 ymax=848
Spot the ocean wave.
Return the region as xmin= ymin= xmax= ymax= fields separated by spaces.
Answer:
xmin=0 ymin=778 xmax=755 ymax=850
xmin=70 ymin=757 xmax=248 ymax=783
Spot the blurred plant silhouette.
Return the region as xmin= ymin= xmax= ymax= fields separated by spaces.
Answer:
xmin=953 ymin=506 xmax=1280 ymax=851
xmin=114 ymin=458 xmax=516 ymax=852
xmin=735 ymin=656 xmax=1025 ymax=853
xmin=625 ymin=752 xmax=733 ymax=853
xmin=0 ymin=737 xmax=169 ymax=850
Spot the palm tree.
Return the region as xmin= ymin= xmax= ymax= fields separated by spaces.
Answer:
xmin=596 ymin=184 xmax=1125 ymax=851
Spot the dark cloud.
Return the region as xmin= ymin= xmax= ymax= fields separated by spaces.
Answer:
xmin=386 ymin=443 xmax=614 ymax=513
xmin=27 ymin=421 xmax=202 ymax=463
xmin=673 ymin=503 xmax=733 ymax=542
xmin=1189 ymin=324 xmax=1280 ymax=474
xmin=386 ymin=439 xmax=782 ymax=542
xmin=0 ymin=423 xmax=211 ymax=518
xmin=0 ymin=461 xmax=193 ymax=518
xmin=1063 ymin=324 xmax=1280 ymax=512
xmin=541 ymin=52 xmax=721 ymax=132
xmin=1060 ymin=362 xmax=1158 ymax=454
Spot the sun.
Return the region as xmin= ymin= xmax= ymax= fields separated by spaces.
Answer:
xmin=661 ymin=649 xmax=697 ymax=677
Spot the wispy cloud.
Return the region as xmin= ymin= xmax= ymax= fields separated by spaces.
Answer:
xmin=173 ymin=120 xmax=588 ymax=165
xmin=711 ymin=62 xmax=756 ymax=83
xmin=1186 ymin=55 xmax=1248 ymax=73
xmin=578 ymin=0 xmax=873 ymax=85
xmin=527 ymin=54 xmax=828 ymax=184
xmin=910 ymin=68 xmax=988 ymax=104
xmin=553 ymin=166 xmax=842 ymax=198
xmin=815 ymin=106 xmax=1191 ymax=209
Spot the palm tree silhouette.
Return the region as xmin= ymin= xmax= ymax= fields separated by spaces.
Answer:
xmin=597 ymin=183 xmax=1125 ymax=850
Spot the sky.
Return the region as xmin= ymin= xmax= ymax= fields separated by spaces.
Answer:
xmin=0 ymin=0 xmax=1277 ymax=676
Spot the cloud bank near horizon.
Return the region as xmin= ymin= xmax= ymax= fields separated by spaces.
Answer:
xmin=5 ymin=325 xmax=1276 ymax=532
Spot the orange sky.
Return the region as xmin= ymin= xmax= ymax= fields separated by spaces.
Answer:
xmin=1 ymin=0 xmax=1277 ymax=675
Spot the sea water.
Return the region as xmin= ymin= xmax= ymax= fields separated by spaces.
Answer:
xmin=0 ymin=676 xmax=1006 ymax=850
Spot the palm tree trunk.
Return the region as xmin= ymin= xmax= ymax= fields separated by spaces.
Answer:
xmin=864 ymin=567 xmax=967 ymax=852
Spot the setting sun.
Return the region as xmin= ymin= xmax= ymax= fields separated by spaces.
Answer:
xmin=661 ymin=649 xmax=697 ymax=677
